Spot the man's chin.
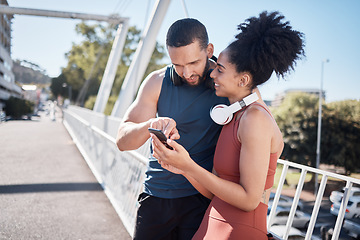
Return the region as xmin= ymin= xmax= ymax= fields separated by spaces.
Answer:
xmin=184 ymin=78 xmax=200 ymax=86
xmin=187 ymin=81 xmax=199 ymax=86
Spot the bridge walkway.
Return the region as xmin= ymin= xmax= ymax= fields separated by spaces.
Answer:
xmin=0 ymin=111 xmax=131 ymax=239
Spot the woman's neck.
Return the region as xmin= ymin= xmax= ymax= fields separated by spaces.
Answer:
xmin=228 ymin=91 xmax=253 ymax=104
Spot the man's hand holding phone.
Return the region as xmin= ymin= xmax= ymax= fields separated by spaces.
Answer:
xmin=150 ymin=127 xmax=193 ymax=176
xmin=148 ymin=128 xmax=173 ymax=150
xmin=148 ymin=117 xmax=180 ymax=141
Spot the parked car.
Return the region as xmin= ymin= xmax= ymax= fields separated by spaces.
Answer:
xmin=343 ymin=218 xmax=360 ymax=239
xmin=268 ymin=192 xmax=304 ymax=211
xmin=269 ymin=225 xmax=321 ymax=240
xmin=268 ymin=207 xmax=311 ymax=229
xmin=330 ymin=196 xmax=360 ymax=219
xmin=269 ymin=225 xmax=305 ymax=239
xmin=330 ymin=187 xmax=360 ymax=203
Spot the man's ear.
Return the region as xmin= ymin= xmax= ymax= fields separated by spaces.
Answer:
xmin=206 ymin=43 xmax=214 ymax=58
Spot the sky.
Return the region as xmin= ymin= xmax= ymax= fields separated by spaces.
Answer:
xmin=7 ymin=0 xmax=360 ymax=102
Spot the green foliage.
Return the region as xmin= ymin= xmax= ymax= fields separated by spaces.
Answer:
xmin=4 ymin=97 xmax=34 ymax=119
xmin=84 ymin=95 xmax=96 ymax=110
xmin=104 ymin=96 xmax=118 ymax=116
xmin=326 ymin=100 xmax=360 ymax=122
xmin=84 ymin=95 xmax=118 ymax=116
xmin=51 ymin=22 xmax=167 ymax=107
xmin=321 ymin=100 xmax=360 ymax=174
xmin=59 ymin=22 xmax=116 ymax=104
xmin=272 ymin=92 xmax=319 ymax=166
xmin=273 ymin=93 xmax=360 ymax=174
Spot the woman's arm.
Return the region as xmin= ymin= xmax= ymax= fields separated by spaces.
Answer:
xmin=184 ymin=172 xmax=214 ymax=199
xmin=155 ymin=143 xmax=214 ymax=199
xmin=152 ymin=105 xmax=273 ymax=211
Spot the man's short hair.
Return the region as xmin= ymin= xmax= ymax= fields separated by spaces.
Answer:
xmin=166 ymin=18 xmax=209 ymax=50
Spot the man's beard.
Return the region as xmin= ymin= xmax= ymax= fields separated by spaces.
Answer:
xmin=199 ymin=59 xmax=210 ymax=84
xmin=182 ymin=58 xmax=210 ymax=86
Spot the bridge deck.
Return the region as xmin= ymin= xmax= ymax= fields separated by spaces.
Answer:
xmin=0 ymin=111 xmax=131 ymax=239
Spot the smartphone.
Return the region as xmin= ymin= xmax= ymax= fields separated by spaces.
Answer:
xmin=148 ymin=128 xmax=173 ymax=150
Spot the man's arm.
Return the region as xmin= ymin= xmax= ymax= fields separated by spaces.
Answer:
xmin=116 ymin=68 xmax=164 ymax=151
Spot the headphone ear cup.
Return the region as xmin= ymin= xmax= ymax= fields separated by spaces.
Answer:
xmin=170 ymin=65 xmax=183 ymax=86
xmin=210 ymin=104 xmax=233 ymax=125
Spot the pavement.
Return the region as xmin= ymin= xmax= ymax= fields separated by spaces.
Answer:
xmin=0 ymin=110 xmax=131 ymax=240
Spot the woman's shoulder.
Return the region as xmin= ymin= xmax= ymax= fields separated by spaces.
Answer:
xmin=243 ymin=103 xmax=271 ymax=120
xmin=238 ymin=103 xmax=274 ymax=133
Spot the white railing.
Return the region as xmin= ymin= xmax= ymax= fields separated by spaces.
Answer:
xmin=66 ymin=105 xmax=122 ymax=138
xmin=269 ymin=159 xmax=360 ymax=240
xmin=63 ymin=106 xmax=360 ymax=240
xmin=63 ymin=107 xmax=149 ymax=236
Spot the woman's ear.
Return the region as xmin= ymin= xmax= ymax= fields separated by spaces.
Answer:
xmin=239 ymin=73 xmax=251 ymax=87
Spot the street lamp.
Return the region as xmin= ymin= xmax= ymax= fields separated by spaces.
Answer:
xmin=315 ymin=59 xmax=329 ymax=194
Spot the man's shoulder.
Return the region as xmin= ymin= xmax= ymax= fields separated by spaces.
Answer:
xmin=148 ymin=65 xmax=169 ymax=81
xmin=140 ymin=65 xmax=169 ymax=93
xmin=141 ymin=66 xmax=168 ymax=88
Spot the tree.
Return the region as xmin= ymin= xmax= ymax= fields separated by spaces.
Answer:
xmin=273 ymin=93 xmax=360 ymax=175
xmin=53 ymin=22 xmax=166 ymax=107
xmin=60 ymin=22 xmax=108 ymax=102
xmin=326 ymin=100 xmax=360 ymax=122
xmin=272 ymin=92 xmax=320 ymax=166
xmin=321 ymin=100 xmax=360 ymax=174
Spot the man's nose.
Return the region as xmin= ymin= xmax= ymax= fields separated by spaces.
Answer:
xmin=182 ymin=66 xmax=192 ymax=79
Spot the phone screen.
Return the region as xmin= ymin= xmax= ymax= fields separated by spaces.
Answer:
xmin=148 ymin=128 xmax=173 ymax=150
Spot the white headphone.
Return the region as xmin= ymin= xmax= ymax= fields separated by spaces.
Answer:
xmin=210 ymin=92 xmax=259 ymax=125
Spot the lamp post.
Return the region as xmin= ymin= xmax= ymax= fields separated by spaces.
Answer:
xmin=315 ymin=59 xmax=329 ymax=195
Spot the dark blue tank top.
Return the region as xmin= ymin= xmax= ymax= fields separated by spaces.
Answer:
xmin=143 ymin=66 xmax=229 ymax=198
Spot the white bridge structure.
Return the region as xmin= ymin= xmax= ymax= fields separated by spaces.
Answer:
xmin=2 ymin=1 xmax=360 ymax=239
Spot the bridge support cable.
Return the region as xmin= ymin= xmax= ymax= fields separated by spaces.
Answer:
xmin=111 ymin=0 xmax=171 ymax=117
xmin=0 ymin=5 xmax=127 ymax=24
xmin=180 ymin=0 xmax=189 ymax=18
xmin=93 ymin=20 xmax=129 ymax=113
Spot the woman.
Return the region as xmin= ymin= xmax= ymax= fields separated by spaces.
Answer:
xmin=151 ymin=11 xmax=305 ymax=239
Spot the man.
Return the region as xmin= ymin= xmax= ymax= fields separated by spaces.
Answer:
xmin=116 ymin=18 xmax=228 ymax=240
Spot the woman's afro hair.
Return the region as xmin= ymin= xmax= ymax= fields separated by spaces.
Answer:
xmin=227 ymin=11 xmax=305 ymax=88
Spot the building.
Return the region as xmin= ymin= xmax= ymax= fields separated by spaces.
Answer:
xmin=271 ymin=88 xmax=325 ymax=108
xmin=0 ymin=0 xmax=22 ymax=110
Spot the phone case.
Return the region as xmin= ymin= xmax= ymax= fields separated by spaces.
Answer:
xmin=148 ymin=128 xmax=173 ymax=150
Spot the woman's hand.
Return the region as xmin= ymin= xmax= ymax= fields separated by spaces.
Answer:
xmin=151 ymin=134 xmax=194 ymax=173
xmin=152 ymin=134 xmax=214 ymax=199
xmin=158 ymin=160 xmax=184 ymax=175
